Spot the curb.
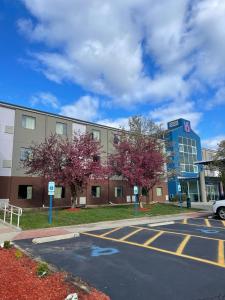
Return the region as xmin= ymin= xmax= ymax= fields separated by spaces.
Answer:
xmin=13 ymin=210 xmax=211 ymax=242
xmin=32 ymin=233 xmax=80 ymax=244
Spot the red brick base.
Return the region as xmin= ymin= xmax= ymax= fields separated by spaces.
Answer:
xmin=0 ymin=176 xmax=168 ymax=208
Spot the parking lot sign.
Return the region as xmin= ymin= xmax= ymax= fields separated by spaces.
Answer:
xmin=48 ymin=181 xmax=55 ymax=196
xmin=48 ymin=181 xmax=55 ymax=224
xmin=133 ymin=186 xmax=139 ymax=195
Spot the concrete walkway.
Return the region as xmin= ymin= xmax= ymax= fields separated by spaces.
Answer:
xmin=0 ymin=221 xmax=20 ymax=244
xmin=0 ymin=210 xmax=208 ymax=243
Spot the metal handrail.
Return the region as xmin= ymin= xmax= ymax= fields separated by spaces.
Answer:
xmin=1 ymin=203 xmax=23 ymax=229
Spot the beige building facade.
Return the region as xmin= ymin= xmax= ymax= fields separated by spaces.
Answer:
xmin=0 ymin=101 xmax=168 ymax=208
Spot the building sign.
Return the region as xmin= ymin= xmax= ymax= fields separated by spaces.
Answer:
xmin=168 ymin=120 xmax=179 ymax=128
xmin=48 ymin=181 xmax=55 ymax=196
xmin=184 ymin=121 xmax=191 ymax=133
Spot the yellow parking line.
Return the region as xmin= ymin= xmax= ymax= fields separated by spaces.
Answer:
xmin=176 ymin=221 xmax=225 ymax=231
xmin=81 ymin=232 xmax=225 ymax=269
xmin=143 ymin=231 xmax=164 ymax=246
xmin=119 ymin=228 xmax=143 ymax=241
xmin=100 ymin=227 xmax=122 ymax=237
xmin=218 ymin=240 xmax=224 ymax=265
xmin=176 ymin=235 xmax=191 ymax=255
xmin=130 ymin=225 xmax=225 ymax=242
xmin=205 ymin=219 xmax=211 ymax=227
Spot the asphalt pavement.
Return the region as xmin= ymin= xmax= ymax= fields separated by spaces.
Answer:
xmin=15 ymin=217 xmax=225 ymax=300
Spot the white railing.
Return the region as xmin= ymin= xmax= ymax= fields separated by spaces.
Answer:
xmin=0 ymin=200 xmax=23 ymax=229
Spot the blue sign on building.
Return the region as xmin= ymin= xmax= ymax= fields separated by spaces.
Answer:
xmin=166 ymin=118 xmax=202 ymax=202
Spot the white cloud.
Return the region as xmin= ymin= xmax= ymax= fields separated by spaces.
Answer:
xmin=97 ymin=117 xmax=129 ymax=129
xmin=18 ymin=0 xmax=192 ymax=105
xmin=188 ymin=0 xmax=225 ymax=85
xmin=150 ymin=101 xmax=202 ymax=129
xmin=30 ymin=92 xmax=59 ymax=108
xmin=205 ymin=87 xmax=225 ymax=110
xmin=18 ymin=0 xmax=225 ymax=116
xmin=59 ymin=95 xmax=100 ymax=121
xmin=202 ymin=135 xmax=225 ymax=150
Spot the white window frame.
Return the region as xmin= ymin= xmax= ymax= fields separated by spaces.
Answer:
xmin=20 ymin=148 xmax=32 ymax=161
xmin=92 ymin=130 xmax=100 ymax=141
xmin=92 ymin=186 xmax=101 ymax=197
xmin=115 ymin=186 xmax=123 ymax=198
xmin=54 ymin=186 xmax=64 ymax=199
xmin=22 ymin=115 xmax=36 ymax=130
xmin=156 ymin=187 xmax=163 ymax=197
xmin=56 ymin=122 xmax=67 ymax=135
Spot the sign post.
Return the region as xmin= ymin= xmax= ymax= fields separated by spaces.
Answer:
xmin=133 ymin=185 xmax=139 ymax=214
xmin=177 ymin=184 xmax=182 ymax=208
xmin=48 ymin=181 xmax=55 ymax=224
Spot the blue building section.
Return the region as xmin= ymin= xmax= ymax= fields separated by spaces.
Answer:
xmin=166 ymin=119 xmax=202 ymax=202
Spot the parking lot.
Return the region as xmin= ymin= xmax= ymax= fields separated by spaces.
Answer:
xmin=16 ymin=217 xmax=225 ymax=300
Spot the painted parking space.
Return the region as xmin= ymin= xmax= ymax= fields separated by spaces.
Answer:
xmin=140 ymin=222 xmax=225 ymax=240
xmin=179 ymin=217 xmax=225 ymax=229
xmin=82 ymin=222 xmax=225 ymax=269
xmin=15 ymin=219 xmax=225 ymax=300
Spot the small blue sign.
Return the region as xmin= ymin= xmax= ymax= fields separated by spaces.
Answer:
xmin=91 ymin=246 xmax=119 ymax=257
xmin=133 ymin=186 xmax=139 ymax=195
xmin=48 ymin=181 xmax=55 ymax=196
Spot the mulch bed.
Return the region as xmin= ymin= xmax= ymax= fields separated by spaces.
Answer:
xmin=0 ymin=247 xmax=109 ymax=300
xmin=66 ymin=208 xmax=81 ymax=212
xmin=138 ymin=207 xmax=151 ymax=212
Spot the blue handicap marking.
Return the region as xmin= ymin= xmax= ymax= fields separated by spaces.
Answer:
xmin=91 ymin=246 xmax=119 ymax=257
xmin=196 ymin=228 xmax=219 ymax=234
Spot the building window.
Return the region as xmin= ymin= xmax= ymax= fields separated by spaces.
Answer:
xmin=22 ymin=115 xmax=36 ymax=130
xmin=54 ymin=186 xmax=65 ymax=199
xmin=2 ymin=160 xmax=12 ymax=168
xmin=178 ymin=136 xmax=198 ymax=173
xmin=156 ymin=187 xmax=163 ymax=197
xmin=56 ymin=122 xmax=67 ymax=135
xmin=92 ymin=130 xmax=100 ymax=141
xmin=179 ymin=144 xmax=184 ymax=152
xmin=193 ymin=165 xmax=198 ymax=173
xmin=20 ymin=148 xmax=32 ymax=161
xmin=113 ymin=134 xmax=120 ymax=144
xmin=180 ymin=164 xmax=185 ymax=172
xmin=93 ymin=155 xmax=101 ymax=163
xmin=91 ymin=186 xmax=101 ymax=197
xmin=18 ymin=185 xmax=32 ymax=199
xmin=115 ymin=186 xmax=123 ymax=198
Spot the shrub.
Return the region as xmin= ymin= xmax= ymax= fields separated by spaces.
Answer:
xmin=3 ymin=241 xmax=12 ymax=249
xmin=170 ymin=194 xmax=187 ymax=202
xmin=15 ymin=249 xmax=23 ymax=259
xmin=36 ymin=262 xmax=49 ymax=277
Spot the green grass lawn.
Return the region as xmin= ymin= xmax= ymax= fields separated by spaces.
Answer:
xmin=18 ymin=203 xmax=198 ymax=230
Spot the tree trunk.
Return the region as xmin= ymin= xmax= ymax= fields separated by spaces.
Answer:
xmin=146 ymin=189 xmax=150 ymax=205
xmin=70 ymin=184 xmax=77 ymax=208
xmin=138 ymin=186 xmax=143 ymax=208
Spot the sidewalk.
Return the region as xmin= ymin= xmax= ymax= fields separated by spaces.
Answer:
xmin=0 ymin=221 xmax=20 ymax=244
xmin=0 ymin=210 xmax=210 ymax=243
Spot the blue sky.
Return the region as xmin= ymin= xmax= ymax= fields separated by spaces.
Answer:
xmin=1 ymin=0 xmax=225 ymax=148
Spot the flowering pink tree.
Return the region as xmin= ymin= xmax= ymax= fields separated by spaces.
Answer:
xmin=23 ymin=133 xmax=107 ymax=207
xmin=109 ymin=116 xmax=166 ymax=205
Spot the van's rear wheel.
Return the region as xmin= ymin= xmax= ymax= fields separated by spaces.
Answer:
xmin=218 ymin=207 xmax=225 ymax=220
